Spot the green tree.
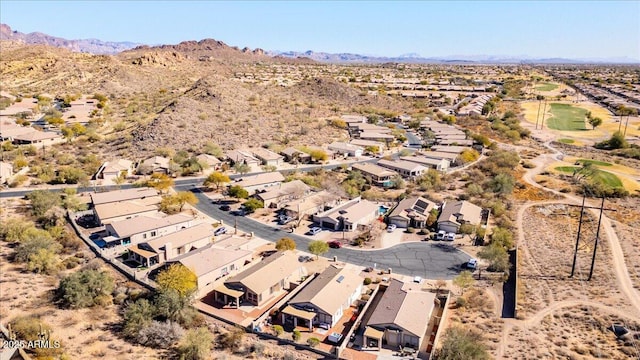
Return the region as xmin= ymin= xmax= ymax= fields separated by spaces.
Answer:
xmin=595 ymin=131 xmax=629 ymax=150
xmin=14 ymin=229 xmax=56 ymax=263
xmin=27 ymin=190 xmax=61 ymax=217
xmin=157 ymin=263 xmax=197 ymax=298
xmin=155 ymin=288 xmax=192 ymax=323
xmin=57 ymin=269 xmax=115 ymax=308
xmin=433 ymin=327 xmax=490 ymax=360
xmin=453 ymin=270 xmax=475 ymax=295
xmin=233 ymin=162 xmax=251 ymax=175
xmin=308 ymin=240 xmax=329 ymax=260
xmin=273 ymin=325 xmax=284 ymax=337
xmin=145 ymin=173 xmax=174 ymax=193
xmin=123 ymin=298 xmax=155 ymax=338
xmin=178 ymin=327 xmax=213 ymax=360
xmin=275 ymin=237 xmax=297 ymax=251
xmin=27 ymin=248 xmax=60 ymax=274
xmin=490 ymin=227 xmax=514 ymax=249
xmin=242 ymin=198 xmax=263 ymax=213
xmin=175 ymin=191 xmax=199 ymax=211
xmin=588 ymin=116 xmax=603 ymax=129
xmin=203 ymin=171 xmax=230 ymax=190
xmin=489 ymin=172 xmax=515 ymax=195
xmin=228 ymin=185 xmax=249 ymax=199
xmin=0 ymin=218 xmax=34 ymax=243
xmin=478 ymin=242 xmax=510 ymax=273
xmin=70 ymin=123 xmax=87 ymax=136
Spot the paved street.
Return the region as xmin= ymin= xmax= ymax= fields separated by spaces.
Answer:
xmin=181 ymin=185 xmax=470 ymax=280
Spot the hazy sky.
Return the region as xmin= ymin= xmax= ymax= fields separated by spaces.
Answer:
xmin=1 ymin=1 xmax=639 ymax=59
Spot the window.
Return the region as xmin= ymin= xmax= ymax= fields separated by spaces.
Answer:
xmin=151 ymin=231 xmax=157 ymax=237
xmin=142 ymin=233 xmax=147 ymax=239
xmin=230 ymin=264 xmax=235 ymax=271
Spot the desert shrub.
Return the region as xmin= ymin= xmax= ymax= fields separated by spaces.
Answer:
xmin=123 ymin=298 xmax=155 ymax=338
xmin=178 ymin=327 xmax=213 ymax=360
xmin=14 ymin=231 xmax=60 ymax=262
xmin=272 ymin=325 xmax=284 ymax=337
xmin=292 ymin=329 xmax=301 ymax=342
xmin=27 ymin=190 xmax=61 ymax=217
xmin=456 ymin=297 xmax=467 ymax=308
xmin=0 ymin=218 xmax=35 ymax=243
xmin=218 ymin=327 xmax=244 ymax=352
xmin=307 ymin=337 xmax=320 ymax=347
xmin=250 ymin=342 xmax=265 ymax=355
xmin=363 ymin=277 xmax=372 ymax=285
xmin=137 ymin=320 xmax=184 ymax=348
xmin=11 ymin=315 xmax=52 ymax=341
xmin=57 ymin=269 xmax=114 ymax=308
xmin=433 ymin=326 xmax=489 ymax=360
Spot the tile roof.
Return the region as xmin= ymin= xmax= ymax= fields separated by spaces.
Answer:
xmin=109 ymin=213 xmax=193 ymax=238
xmin=170 ymin=243 xmax=252 ymax=277
xmin=144 ymin=223 xmax=215 ymax=253
xmin=437 ymin=200 xmax=482 ymax=226
xmin=226 ymin=251 xmax=301 ymax=294
xmin=289 ymin=265 xmax=362 ymax=316
xmin=90 ymin=187 xmax=159 ymax=205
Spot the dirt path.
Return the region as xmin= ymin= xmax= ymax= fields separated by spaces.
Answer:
xmin=494 ymin=139 xmax=640 ymax=358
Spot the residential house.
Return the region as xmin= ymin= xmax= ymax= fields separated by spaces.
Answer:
xmin=93 ymin=202 xmax=160 ymax=226
xmin=282 ymin=191 xmax=341 ymax=219
xmin=430 ymin=145 xmax=472 ymax=155
xmin=328 ymin=142 xmax=363 ymax=158
xmin=436 ymin=138 xmax=474 ymax=146
xmin=358 ymin=132 xmax=395 ymax=143
xmin=94 ymin=159 xmax=134 ymax=184
xmin=90 ymin=187 xmax=160 ymax=207
xmin=255 ymin=180 xmax=310 ymax=208
xmin=387 ymin=196 xmax=436 ymax=229
xmin=341 ymin=114 xmax=367 ymax=124
xmin=376 ymin=159 xmax=426 ymax=178
xmin=104 ymin=213 xmax=194 ymax=247
xmin=233 ymin=171 xmax=285 ymax=193
xmin=0 ymin=98 xmax=37 ymax=118
xmin=12 ymin=130 xmax=64 ymax=146
xmin=280 ymin=147 xmax=311 ymax=164
xmin=139 ymin=156 xmax=171 ymax=174
xmin=351 ymin=163 xmax=397 ymax=188
xmin=226 ymin=150 xmax=261 ymax=167
xmin=128 ymin=223 xmax=215 ymax=268
xmin=419 ymin=151 xmax=460 ymax=165
xmin=282 ymin=265 xmax=363 ymax=330
xmin=168 ymin=244 xmax=253 ymax=299
xmin=399 ymin=156 xmax=450 ymax=172
xmin=437 ymin=200 xmax=483 ymax=233
xmin=313 ymin=197 xmax=379 ymax=231
xmin=0 ymin=161 xmax=13 ymax=184
xmin=251 ymin=148 xmax=284 ymax=167
xmin=196 ymin=154 xmax=222 ymax=170
xmin=349 ymin=139 xmax=385 ymax=154
xmin=349 ymin=123 xmax=393 ymax=134
xmin=215 ymin=251 xmax=305 ymax=307
xmin=0 ymin=122 xmax=33 ymax=141
xmin=62 ymin=96 xmax=97 ymax=124
xmin=364 ymin=279 xmax=437 ymax=350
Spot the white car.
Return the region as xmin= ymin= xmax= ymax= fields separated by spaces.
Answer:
xmin=308 ymin=227 xmax=322 ymax=235
xmin=387 ymin=224 xmax=397 ymax=232
xmin=467 ymin=258 xmax=478 ymax=270
xmin=445 ymin=232 xmax=456 ymax=241
xmin=436 ymin=230 xmax=446 ymax=240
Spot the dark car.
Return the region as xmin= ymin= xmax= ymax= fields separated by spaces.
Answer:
xmin=219 ymin=205 xmax=231 ymax=211
xmin=328 ymin=241 xmax=342 ymax=249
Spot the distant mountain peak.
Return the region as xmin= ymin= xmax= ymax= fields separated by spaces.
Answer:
xmin=0 ymin=23 xmax=140 ymax=54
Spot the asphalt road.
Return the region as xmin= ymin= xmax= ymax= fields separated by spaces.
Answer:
xmin=180 ymin=184 xmax=470 ymax=280
xmin=405 ymin=131 xmax=423 ymax=147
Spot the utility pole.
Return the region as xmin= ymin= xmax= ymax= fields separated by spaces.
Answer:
xmin=588 ymin=197 xmax=606 ymax=281
xmin=569 ymin=192 xmax=586 ymax=278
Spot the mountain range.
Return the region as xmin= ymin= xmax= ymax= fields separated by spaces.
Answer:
xmin=1 ymin=23 xmax=638 ymax=64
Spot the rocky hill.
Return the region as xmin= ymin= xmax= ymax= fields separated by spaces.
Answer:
xmin=0 ymin=39 xmax=410 ymax=159
xmin=0 ymin=23 xmax=140 ymax=54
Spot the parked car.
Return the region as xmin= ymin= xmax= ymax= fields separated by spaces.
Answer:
xmin=436 ymin=230 xmax=446 ymax=240
xmin=214 ymin=227 xmax=227 ymax=236
xmin=466 ymin=258 xmax=478 ymax=270
xmin=279 ymin=216 xmax=294 ymax=225
xmin=328 ymin=240 xmax=342 ymax=248
xmin=308 ymin=227 xmax=322 ymax=235
xmin=387 ymin=224 xmax=397 ymax=233
xmin=445 ymin=232 xmax=456 ymax=241
xmin=219 ymin=205 xmax=231 ymax=211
